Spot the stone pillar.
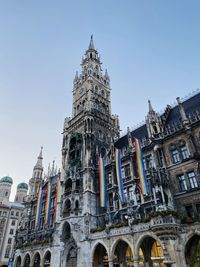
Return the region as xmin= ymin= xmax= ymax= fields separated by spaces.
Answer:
xmin=108 ymin=260 xmax=113 ymax=267
xmin=152 ymin=187 xmax=157 ymax=205
xmin=160 ymin=185 xmax=166 ymax=205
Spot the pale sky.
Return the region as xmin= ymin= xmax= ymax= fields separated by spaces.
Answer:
xmin=0 ymin=1 xmax=200 ymax=200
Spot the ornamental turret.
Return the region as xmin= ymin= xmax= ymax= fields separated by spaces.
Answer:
xmin=146 ymin=100 xmax=162 ymax=138
xmin=0 ymin=176 xmax=13 ymax=203
xmin=29 ymin=147 xmax=43 ymax=195
xmin=15 ymin=182 xmax=28 ymax=203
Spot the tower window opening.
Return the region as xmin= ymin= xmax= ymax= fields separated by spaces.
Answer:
xmin=75 ymin=200 xmax=79 ymax=209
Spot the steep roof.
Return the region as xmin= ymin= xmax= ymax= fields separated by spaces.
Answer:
xmin=115 ymin=91 xmax=200 ymax=149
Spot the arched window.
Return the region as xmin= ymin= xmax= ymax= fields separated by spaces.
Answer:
xmin=179 ymin=140 xmax=190 ymax=159
xmin=43 ymin=251 xmax=51 ymax=267
xmin=62 ymin=222 xmax=71 ymax=240
xmin=65 ymin=179 xmax=72 ymax=193
xmin=95 ymin=99 xmax=99 ymax=110
xmin=63 ymin=199 xmax=71 ymax=217
xmin=102 ymin=103 xmax=106 ymax=113
xmin=170 ymin=144 xmax=180 ymax=163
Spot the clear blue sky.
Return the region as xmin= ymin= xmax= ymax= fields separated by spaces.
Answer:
xmin=0 ymin=1 xmax=200 ymax=200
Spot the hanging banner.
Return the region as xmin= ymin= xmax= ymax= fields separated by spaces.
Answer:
xmin=134 ymin=137 xmax=148 ymax=195
xmin=115 ymin=148 xmax=125 ymax=204
xmin=98 ymin=157 xmax=106 ymax=208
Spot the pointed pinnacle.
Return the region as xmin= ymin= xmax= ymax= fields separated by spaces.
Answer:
xmin=148 ymin=100 xmax=154 ymax=112
xmin=88 ymin=34 xmax=95 ymax=50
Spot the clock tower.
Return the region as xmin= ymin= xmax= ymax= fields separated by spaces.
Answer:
xmin=61 ymin=35 xmax=119 ymax=222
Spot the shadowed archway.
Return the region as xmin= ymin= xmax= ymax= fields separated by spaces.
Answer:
xmin=23 ymin=254 xmax=30 ymax=267
xmin=138 ymin=236 xmax=164 ymax=267
xmin=185 ymin=234 xmax=200 ymax=267
xmin=113 ymin=240 xmax=133 ymax=267
xmin=93 ymin=243 xmax=109 ymax=267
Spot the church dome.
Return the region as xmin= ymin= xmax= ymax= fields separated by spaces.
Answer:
xmin=0 ymin=176 xmax=13 ymax=184
xmin=17 ymin=182 xmax=28 ymax=190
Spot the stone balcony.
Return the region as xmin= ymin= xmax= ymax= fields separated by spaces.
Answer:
xmin=90 ymin=215 xmax=180 ymax=240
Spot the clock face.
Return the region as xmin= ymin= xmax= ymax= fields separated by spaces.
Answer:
xmin=79 ymin=88 xmax=84 ymax=94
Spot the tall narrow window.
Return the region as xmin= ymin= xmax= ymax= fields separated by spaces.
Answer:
xmin=177 ymin=174 xmax=187 ymax=191
xmin=187 ymin=171 xmax=198 ymax=189
xmin=171 ymin=148 xmax=180 ymax=163
xmin=180 ymin=145 xmax=190 ymax=159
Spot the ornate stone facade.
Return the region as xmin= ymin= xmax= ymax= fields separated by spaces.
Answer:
xmin=14 ymin=37 xmax=200 ymax=267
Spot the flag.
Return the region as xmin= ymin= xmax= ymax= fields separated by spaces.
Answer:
xmin=134 ymin=137 xmax=148 ymax=195
xmin=35 ymin=186 xmax=43 ymax=229
xmin=45 ymin=182 xmax=52 ymax=225
xmin=98 ymin=157 xmax=106 ymax=208
xmin=115 ymin=148 xmax=125 ymax=204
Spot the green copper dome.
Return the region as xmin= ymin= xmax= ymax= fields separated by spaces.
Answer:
xmin=0 ymin=176 xmax=13 ymax=184
xmin=17 ymin=182 xmax=28 ymax=190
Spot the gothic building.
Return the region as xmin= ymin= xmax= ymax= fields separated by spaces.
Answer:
xmin=14 ymin=37 xmax=200 ymax=267
xmin=14 ymin=149 xmax=60 ymax=267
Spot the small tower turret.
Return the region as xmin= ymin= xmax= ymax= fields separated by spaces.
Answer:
xmin=15 ymin=182 xmax=28 ymax=203
xmin=29 ymin=147 xmax=43 ymax=195
xmin=0 ymin=176 xmax=13 ymax=203
xmin=146 ymin=100 xmax=162 ymax=138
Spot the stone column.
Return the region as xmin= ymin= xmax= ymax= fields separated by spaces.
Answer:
xmin=160 ymin=185 xmax=166 ymax=205
xmin=108 ymin=260 xmax=113 ymax=267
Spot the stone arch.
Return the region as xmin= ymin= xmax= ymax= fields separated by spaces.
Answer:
xmin=42 ymin=249 xmax=51 ymax=267
xmin=135 ymin=233 xmax=164 ymax=267
xmin=15 ymin=255 xmax=22 ymax=267
xmin=185 ymin=233 xmax=200 ymax=267
xmin=32 ymin=251 xmax=41 ymax=267
xmin=92 ymin=242 xmax=109 ymax=267
xmin=65 ymin=178 xmax=72 ymax=192
xmin=111 ymin=238 xmax=134 ymax=267
xmin=22 ymin=253 xmax=31 ymax=267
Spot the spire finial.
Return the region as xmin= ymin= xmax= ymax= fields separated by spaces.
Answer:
xmin=148 ymin=100 xmax=154 ymax=113
xmin=88 ymin=34 xmax=95 ymax=50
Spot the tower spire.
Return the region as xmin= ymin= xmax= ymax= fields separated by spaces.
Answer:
xmin=29 ymin=147 xmax=44 ymax=196
xmin=88 ymin=34 xmax=95 ymax=50
xmin=32 ymin=147 xmax=43 ymax=179
xmin=148 ymin=100 xmax=154 ymax=113
xmin=34 ymin=146 xmax=43 ymax=169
